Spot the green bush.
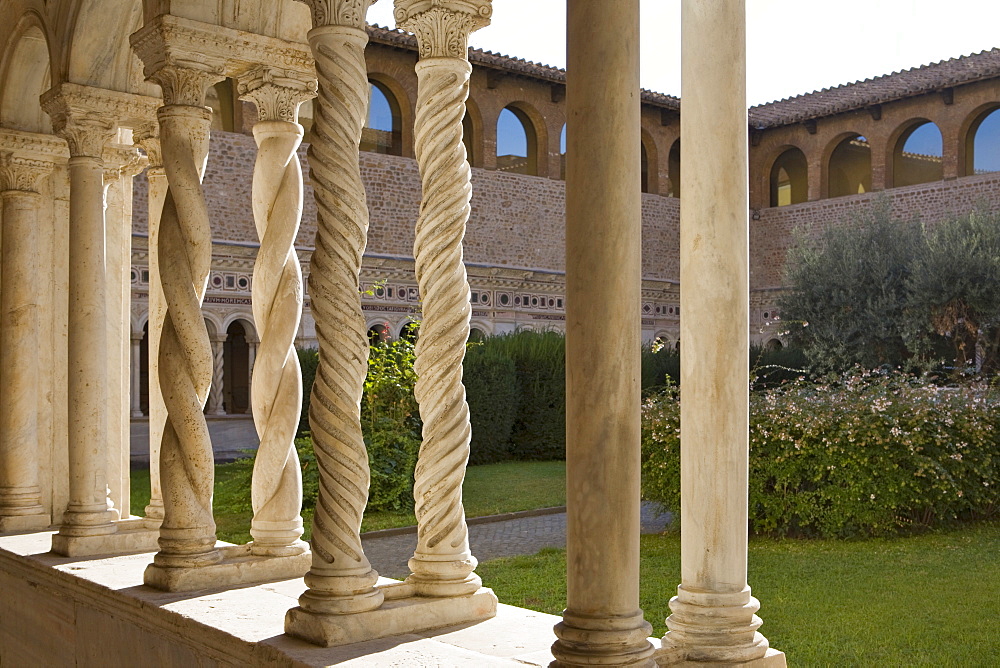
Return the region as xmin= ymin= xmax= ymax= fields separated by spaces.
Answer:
xmin=296 ymin=347 xmax=319 ymax=437
xmin=484 ymin=331 xmax=566 ymax=460
xmin=642 ymin=371 xmax=1000 ymax=538
xmin=750 ymin=343 xmax=810 ymax=390
xmin=641 ymin=343 xmax=680 ymax=395
xmin=465 ymin=344 xmax=520 ymax=464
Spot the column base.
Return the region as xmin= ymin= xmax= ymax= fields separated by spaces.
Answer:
xmin=551 ymin=609 xmax=656 ymax=667
xmin=143 ymin=542 xmax=311 ymax=592
xmin=0 ymin=511 xmax=51 ymax=533
xmin=50 ymin=517 xmax=160 ymax=557
xmin=654 ymin=648 xmax=786 ymax=667
xmin=284 ymin=582 xmax=498 ymax=648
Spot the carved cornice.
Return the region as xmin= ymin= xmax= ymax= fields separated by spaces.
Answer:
xmin=0 ymin=153 xmax=52 ymax=192
xmin=297 ymin=0 xmax=379 ymax=29
xmin=130 ymin=14 xmax=314 ymax=93
xmin=394 ymin=0 xmax=491 ymax=59
xmin=0 ymin=127 xmax=69 ymax=162
xmin=40 ymin=83 xmax=160 ymax=132
xmin=238 ymin=67 xmax=317 ymax=123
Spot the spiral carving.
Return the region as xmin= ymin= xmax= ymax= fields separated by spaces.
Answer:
xmin=407 ymin=58 xmax=479 ymax=595
xmin=152 ymin=103 xmax=220 ymax=568
xmin=208 ymin=338 xmax=225 ymax=414
xmin=298 ymin=24 xmax=381 ymax=611
xmin=248 ymin=118 xmax=307 ymax=555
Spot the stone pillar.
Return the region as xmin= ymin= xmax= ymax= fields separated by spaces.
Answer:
xmin=552 ymin=2 xmax=654 ymax=666
xmin=135 ymin=125 xmax=167 ymax=521
xmin=131 ymin=333 xmax=144 ymax=417
xmin=0 ymin=155 xmax=52 ymax=532
xmin=41 ymin=92 xmax=121 ymax=545
xmin=206 ymin=333 xmax=227 ymax=416
xmin=394 ymin=0 xmax=490 ymax=598
xmin=238 ymin=66 xmax=315 ymax=557
xmin=128 ymin=45 xmax=225 ymax=581
xmin=286 ymin=0 xmax=384 ymax=621
xmin=246 ymin=334 xmax=258 ymax=412
xmin=659 ymin=3 xmax=784 ymax=666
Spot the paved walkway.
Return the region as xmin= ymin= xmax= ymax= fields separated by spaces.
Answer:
xmin=363 ymin=502 xmax=672 ymax=579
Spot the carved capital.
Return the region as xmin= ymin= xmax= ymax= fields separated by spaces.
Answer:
xmin=40 ymin=89 xmax=117 ymax=158
xmin=40 ymin=83 xmax=160 ymax=137
xmin=394 ymin=0 xmax=491 ymax=59
xmin=297 ymin=0 xmax=379 ymax=29
xmin=0 ymin=154 xmax=52 ymax=192
xmin=134 ymin=123 xmax=163 ymax=168
xmin=103 ymin=145 xmax=148 ymax=184
xmin=150 ymin=66 xmax=223 ymax=107
xmin=238 ymin=67 xmax=317 ymax=123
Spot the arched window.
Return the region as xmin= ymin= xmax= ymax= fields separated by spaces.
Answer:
xmin=765 ymin=338 xmax=783 ymax=352
xmin=496 ymin=106 xmax=537 ymax=175
xmin=559 ymin=123 xmax=567 ymax=180
xmin=893 ymin=121 xmax=943 ymax=187
xmin=224 ymin=321 xmax=251 ymax=414
xmin=469 ymin=327 xmax=486 ymax=342
xmin=828 ymin=135 xmax=871 ymax=198
xmin=966 ymin=107 xmax=1000 ymax=175
xmin=368 ymin=325 xmax=386 ymax=346
xmin=667 ymin=139 xmax=681 ymax=198
xmin=769 ymin=147 xmax=808 ymax=207
xmin=361 ymin=80 xmax=402 ymax=156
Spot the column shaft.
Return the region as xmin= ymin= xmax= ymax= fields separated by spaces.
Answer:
xmin=146 ymin=166 xmax=168 ymax=520
xmin=0 ymin=187 xmax=49 ymax=528
xmin=131 ymin=337 xmax=143 ymax=417
xmin=553 ymin=2 xmax=653 ymax=666
xmin=62 ymin=154 xmax=117 ymax=535
xmin=207 ymin=337 xmax=226 ymax=415
xmin=661 ymin=2 xmax=774 ymax=664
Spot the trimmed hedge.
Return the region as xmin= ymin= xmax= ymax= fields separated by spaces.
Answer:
xmin=642 ymin=371 xmax=1000 ymax=538
xmin=465 ymin=344 xmax=519 ymax=464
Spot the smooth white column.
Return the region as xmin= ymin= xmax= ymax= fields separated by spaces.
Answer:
xmin=239 ymin=68 xmax=314 ymax=557
xmin=394 ymin=0 xmax=490 ymax=598
xmin=131 ymin=334 xmax=143 ymax=417
xmin=660 ymin=3 xmax=781 ymax=665
xmin=552 ymin=2 xmax=654 ymax=666
xmin=41 ymin=102 xmax=120 ymax=541
xmin=0 ymin=156 xmax=52 ymax=531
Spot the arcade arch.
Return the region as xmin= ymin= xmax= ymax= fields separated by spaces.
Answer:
xmin=964 ymin=106 xmax=1000 ymax=176
xmin=0 ymin=20 xmax=53 ymax=133
xmin=827 ymin=133 xmax=871 ymax=198
xmin=496 ymin=104 xmax=539 ymax=176
xmin=768 ymin=146 xmax=808 ymax=207
xmin=891 ymin=119 xmax=943 ymax=187
xmin=361 ymin=78 xmax=403 ymax=156
xmin=667 ymin=138 xmax=680 ymax=198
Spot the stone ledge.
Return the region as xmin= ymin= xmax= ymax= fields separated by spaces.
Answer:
xmin=50 ymin=517 xmax=160 ymax=557
xmin=143 ymin=542 xmax=311 ymax=591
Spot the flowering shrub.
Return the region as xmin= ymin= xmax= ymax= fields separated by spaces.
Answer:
xmin=642 ymin=371 xmax=1000 ymax=538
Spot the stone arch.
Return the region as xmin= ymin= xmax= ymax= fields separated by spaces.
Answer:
xmin=203 ymin=314 xmax=223 ymax=339
xmin=0 ymin=12 xmax=54 ymax=133
xmin=365 ymin=318 xmax=391 ymax=344
xmin=764 ymin=338 xmax=783 ymax=352
xmin=888 ymin=118 xmax=943 ymax=188
xmin=960 ymin=103 xmax=1000 ymax=177
xmin=824 ymin=132 xmax=871 ymax=198
xmin=469 ymin=320 xmax=492 ymax=341
xmin=397 ymin=320 xmax=420 ymax=342
xmin=640 ymin=128 xmax=659 ymax=195
xmin=223 ymin=318 xmax=255 ymax=415
xmin=495 ymin=101 xmax=546 ymax=177
xmin=463 ymin=94 xmax=483 ymax=168
xmin=667 ymin=138 xmax=681 ymax=198
xmin=61 ymin=0 xmax=154 ymax=96
xmin=766 ymin=145 xmax=808 ymax=207
xmin=361 ymin=75 xmax=406 ymax=156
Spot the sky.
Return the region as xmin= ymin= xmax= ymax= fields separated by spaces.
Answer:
xmin=367 ymin=1 xmax=1000 ymax=107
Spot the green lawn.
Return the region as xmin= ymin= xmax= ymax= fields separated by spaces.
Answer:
xmin=478 ymin=522 xmax=1000 ymax=666
xmin=130 ymin=459 xmax=566 ymax=543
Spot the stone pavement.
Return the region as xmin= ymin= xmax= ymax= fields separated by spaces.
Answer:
xmin=363 ymin=502 xmax=672 ymax=579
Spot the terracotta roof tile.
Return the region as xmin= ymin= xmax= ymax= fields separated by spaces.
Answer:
xmin=367 ymin=24 xmax=680 ymax=110
xmin=749 ymin=48 xmax=1000 ymax=128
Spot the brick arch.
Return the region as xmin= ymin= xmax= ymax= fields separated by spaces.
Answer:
xmin=640 ymin=127 xmax=659 ymax=195
xmin=365 ymin=72 xmax=412 ymax=157
xmin=885 ymin=117 xmax=943 ymax=188
xmin=463 ymin=94 xmax=484 ymax=168
xmin=760 ymin=143 xmax=809 ymax=207
xmin=959 ymin=101 xmax=1000 ymax=177
xmin=821 ymin=130 xmax=871 ymax=199
xmin=495 ymin=100 xmax=547 ymax=177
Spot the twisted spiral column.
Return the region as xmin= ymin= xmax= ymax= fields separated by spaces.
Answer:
xmin=395 ymin=0 xmax=491 ymax=598
xmin=295 ymin=7 xmax=382 ymax=615
xmin=147 ymin=68 xmax=223 ymax=569
xmin=207 ymin=334 xmax=226 ymax=415
xmin=240 ymin=70 xmax=315 ymax=558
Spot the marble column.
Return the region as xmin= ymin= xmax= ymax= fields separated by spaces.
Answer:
xmin=287 ymin=0 xmax=384 ymax=620
xmin=131 ymin=333 xmax=144 ymax=417
xmin=207 ymin=333 xmax=227 ymax=416
xmin=135 ymin=125 xmax=167 ymax=521
xmin=659 ymin=3 xmax=783 ymax=666
xmin=0 ymin=155 xmax=52 ymax=532
xmin=134 ymin=63 xmax=224 ymax=578
xmin=239 ymin=67 xmax=314 ymax=557
xmin=552 ymin=2 xmax=654 ymax=666
xmin=41 ymin=93 xmax=120 ymax=543
xmin=394 ymin=0 xmax=490 ymax=598
xmin=245 ymin=334 xmax=258 ymax=412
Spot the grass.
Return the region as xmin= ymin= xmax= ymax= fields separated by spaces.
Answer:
xmin=130 ymin=458 xmax=566 ymax=544
xmin=477 ymin=522 xmax=1000 ymax=666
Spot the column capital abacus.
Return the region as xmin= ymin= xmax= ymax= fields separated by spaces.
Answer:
xmin=40 ymin=103 xmax=116 ymax=159
xmin=134 ymin=123 xmax=163 ymax=170
xmin=103 ymin=145 xmax=148 ymax=184
xmin=40 ymin=83 xmax=161 ymax=157
xmin=393 ymin=0 xmax=491 ymax=59
xmin=0 ymin=153 xmax=53 ymax=193
xmin=296 ymin=0 xmax=380 ymax=29
xmin=238 ymin=67 xmax=317 ymax=123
